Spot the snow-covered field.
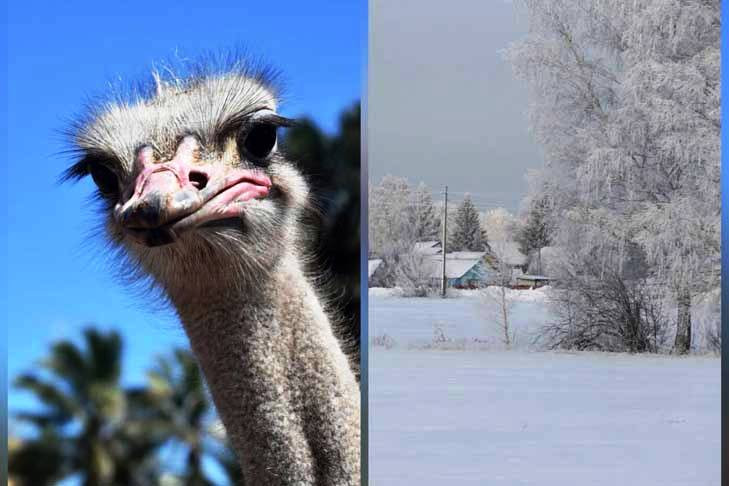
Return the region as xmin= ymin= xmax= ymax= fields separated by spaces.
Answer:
xmin=368 ymin=291 xmax=720 ymax=485
xmin=369 ymin=287 xmax=551 ymax=350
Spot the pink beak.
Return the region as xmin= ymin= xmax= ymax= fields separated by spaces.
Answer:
xmin=115 ymin=137 xmax=271 ymax=246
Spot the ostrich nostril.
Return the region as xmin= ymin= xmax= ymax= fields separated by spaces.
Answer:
xmin=189 ymin=171 xmax=208 ymax=190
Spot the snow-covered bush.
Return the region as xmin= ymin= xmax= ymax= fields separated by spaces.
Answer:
xmin=478 ymin=240 xmax=522 ymax=349
xmin=371 ymin=333 xmax=396 ymax=349
xmin=393 ymin=251 xmax=439 ymax=297
xmin=705 ymin=322 xmax=721 ymax=354
xmin=544 ymin=262 xmax=668 ymax=353
xmin=688 ymin=289 xmax=721 ymax=354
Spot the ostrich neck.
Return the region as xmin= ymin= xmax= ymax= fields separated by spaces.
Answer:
xmin=170 ymin=252 xmax=360 ymax=486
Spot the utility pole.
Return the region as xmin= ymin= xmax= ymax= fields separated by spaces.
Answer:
xmin=441 ymin=185 xmax=448 ymax=297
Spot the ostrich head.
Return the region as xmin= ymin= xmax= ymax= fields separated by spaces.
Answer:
xmin=65 ymin=61 xmax=310 ymax=295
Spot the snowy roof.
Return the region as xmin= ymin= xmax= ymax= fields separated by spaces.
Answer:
xmin=518 ymin=274 xmax=551 ymax=281
xmin=422 ymin=253 xmax=488 ymax=279
xmin=368 ymin=259 xmax=383 ymax=278
xmin=447 ymin=251 xmax=487 ymax=260
xmin=489 ymin=240 xmax=527 ymax=266
xmin=413 ymin=240 xmax=442 ymax=255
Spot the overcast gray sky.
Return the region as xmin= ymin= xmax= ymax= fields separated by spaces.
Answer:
xmin=368 ymin=0 xmax=543 ymax=212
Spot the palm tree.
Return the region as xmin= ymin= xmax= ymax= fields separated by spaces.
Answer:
xmin=7 ymin=428 xmax=72 ymax=485
xmin=10 ymin=328 xmax=163 ymax=485
xmin=142 ymin=348 xmax=222 ymax=486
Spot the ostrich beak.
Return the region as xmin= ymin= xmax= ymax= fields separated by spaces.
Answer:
xmin=115 ymin=137 xmax=271 ymax=247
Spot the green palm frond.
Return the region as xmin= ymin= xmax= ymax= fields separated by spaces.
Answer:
xmin=14 ymin=374 xmax=79 ymax=419
xmin=9 ymin=429 xmax=76 ymax=485
xmin=44 ymin=340 xmax=88 ymax=395
xmin=84 ymin=328 xmax=123 ymax=383
xmin=88 ymin=382 xmax=126 ymax=421
xmin=14 ymin=411 xmax=73 ymax=428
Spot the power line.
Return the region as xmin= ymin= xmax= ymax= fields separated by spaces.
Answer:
xmin=443 ymin=190 xmax=519 ymax=196
xmin=368 ymin=202 xmax=511 ymax=210
xmin=441 ymin=185 xmax=448 ymax=298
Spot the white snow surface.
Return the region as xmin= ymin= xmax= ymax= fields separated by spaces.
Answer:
xmin=368 ymin=286 xmax=719 ymax=352
xmin=369 ymin=287 xmax=551 ymax=350
xmin=368 ymin=292 xmax=720 ymax=485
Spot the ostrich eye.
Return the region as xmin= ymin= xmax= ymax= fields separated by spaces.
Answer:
xmin=238 ymin=123 xmax=277 ymax=163
xmin=88 ymin=164 xmax=119 ymax=197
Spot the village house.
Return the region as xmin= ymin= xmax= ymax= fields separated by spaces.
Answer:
xmin=367 ymin=239 xmax=534 ymax=289
xmin=421 ymin=251 xmax=495 ymax=288
xmin=515 ymin=274 xmax=552 ymax=289
xmin=411 ymin=241 xmax=497 ymax=288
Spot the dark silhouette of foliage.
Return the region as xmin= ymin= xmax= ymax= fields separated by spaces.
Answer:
xmin=282 ymin=101 xmax=361 ymax=358
xmin=10 ymin=328 xmax=164 ymax=486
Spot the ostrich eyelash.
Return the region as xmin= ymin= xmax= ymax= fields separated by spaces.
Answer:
xmin=215 ymin=112 xmax=297 ymax=145
xmin=61 ymin=152 xmax=122 ymax=182
xmin=251 ymin=113 xmax=297 ymax=128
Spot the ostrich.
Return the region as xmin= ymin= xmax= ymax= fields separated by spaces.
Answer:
xmin=64 ymin=59 xmax=360 ymax=485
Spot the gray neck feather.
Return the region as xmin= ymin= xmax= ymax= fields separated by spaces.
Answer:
xmin=170 ymin=251 xmax=360 ymax=485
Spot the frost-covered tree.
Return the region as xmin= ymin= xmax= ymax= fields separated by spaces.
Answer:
xmin=507 ymin=0 xmax=624 ymax=210
xmin=409 ymin=182 xmax=441 ymax=242
xmin=369 ymin=177 xmax=443 ymax=256
xmin=516 ymin=196 xmax=552 ymax=274
xmin=480 ymin=239 xmax=520 ymax=349
xmin=450 ymin=195 xmax=487 ymax=252
xmin=369 ymin=177 xmax=444 ymax=290
xmin=482 ymin=207 xmax=518 ymax=242
xmin=508 ymin=0 xmax=720 ymax=354
xmin=368 ymin=175 xmax=414 ymax=258
xmin=436 ymin=200 xmax=457 ymax=248
xmin=608 ymin=0 xmax=720 ymax=354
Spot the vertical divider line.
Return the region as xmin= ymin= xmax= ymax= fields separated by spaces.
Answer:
xmin=1 ymin=6 xmax=8 ymax=483
xmin=361 ymin=1 xmax=370 ymax=483
xmin=721 ymin=0 xmax=728 ymax=482
xmin=720 ymin=0 xmax=729 ymax=484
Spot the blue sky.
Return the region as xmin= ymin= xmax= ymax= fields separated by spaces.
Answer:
xmin=7 ymin=0 xmax=363 ymax=427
